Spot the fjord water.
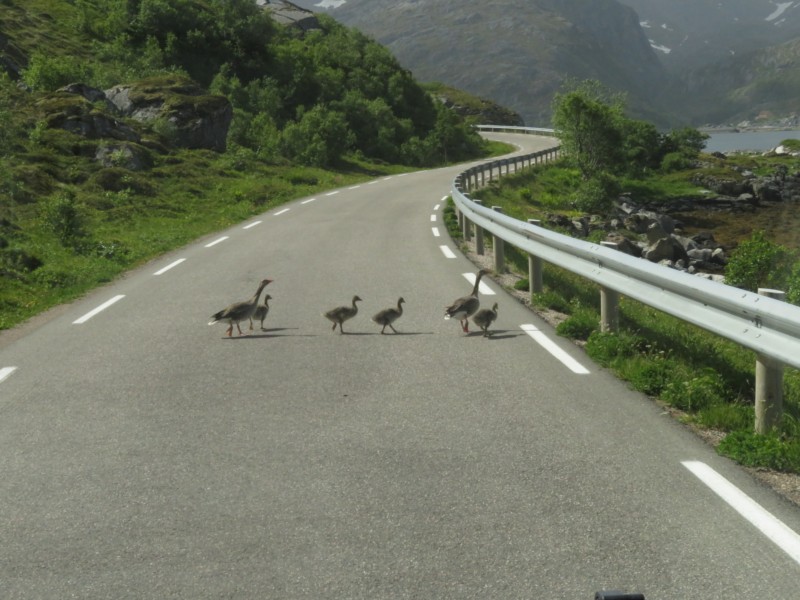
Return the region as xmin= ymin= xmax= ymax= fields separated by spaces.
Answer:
xmin=705 ymin=130 xmax=800 ymax=153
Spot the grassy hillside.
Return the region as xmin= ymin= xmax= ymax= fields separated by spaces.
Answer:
xmin=0 ymin=0 xmax=507 ymax=331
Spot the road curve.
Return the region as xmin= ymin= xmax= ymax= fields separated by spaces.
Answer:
xmin=1 ymin=134 xmax=799 ymax=599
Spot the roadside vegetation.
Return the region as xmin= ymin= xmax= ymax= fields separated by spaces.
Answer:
xmin=447 ymin=81 xmax=800 ymax=474
xmin=0 ymin=0 xmax=508 ymax=330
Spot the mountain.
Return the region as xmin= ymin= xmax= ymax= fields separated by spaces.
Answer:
xmin=619 ymin=0 xmax=800 ymax=72
xmin=678 ymin=37 xmax=800 ymax=126
xmin=290 ymin=0 xmax=678 ymax=127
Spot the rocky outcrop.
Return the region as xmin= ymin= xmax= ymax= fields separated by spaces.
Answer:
xmin=37 ymin=86 xmax=141 ymax=142
xmin=104 ymin=75 xmax=232 ymax=152
xmin=257 ymin=0 xmax=320 ymax=31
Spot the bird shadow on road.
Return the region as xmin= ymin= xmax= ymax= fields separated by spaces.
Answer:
xmin=464 ymin=329 xmax=523 ymax=340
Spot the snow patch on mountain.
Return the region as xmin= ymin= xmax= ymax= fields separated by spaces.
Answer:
xmin=766 ymin=3 xmax=795 ymax=22
xmin=315 ymin=0 xmax=346 ymax=7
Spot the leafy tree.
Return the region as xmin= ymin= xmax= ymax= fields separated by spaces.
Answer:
xmin=280 ymin=106 xmax=354 ymax=167
xmin=551 ymin=79 xmax=625 ymax=180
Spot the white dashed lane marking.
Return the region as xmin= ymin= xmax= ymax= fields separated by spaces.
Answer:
xmin=432 ymin=227 xmax=440 ymax=237
xmin=683 ymin=461 xmax=800 ymax=566
xmin=440 ymin=246 xmax=456 ymax=259
xmin=154 ymin=259 xmax=185 ymax=276
xmin=243 ymin=220 xmax=262 ymax=229
xmin=205 ymin=236 xmax=228 ymax=248
xmin=520 ymin=324 xmax=590 ymax=374
xmin=0 ymin=366 xmax=17 ymax=384
xmin=73 ymin=295 xmax=126 ymax=325
xmin=274 ymin=208 xmax=290 ymax=216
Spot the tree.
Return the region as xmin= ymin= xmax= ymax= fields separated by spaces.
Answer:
xmin=551 ymin=80 xmax=625 ymax=179
xmin=280 ymin=106 xmax=354 ymax=167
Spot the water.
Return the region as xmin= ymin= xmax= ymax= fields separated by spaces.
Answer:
xmin=704 ymin=129 xmax=800 ymax=153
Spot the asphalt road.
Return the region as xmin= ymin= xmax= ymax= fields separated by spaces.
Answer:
xmin=2 ymin=134 xmax=800 ymax=599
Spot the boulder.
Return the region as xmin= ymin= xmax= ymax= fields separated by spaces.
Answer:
xmin=644 ymin=236 xmax=689 ymax=264
xmin=37 ymin=89 xmax=141 ymax=142
xmin=94 ymin=142 xmax=153 ymax=171
xmin=104 ymin=75 xmax=232 ymax=152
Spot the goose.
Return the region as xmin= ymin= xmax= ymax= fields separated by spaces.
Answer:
xmin=472 ymin=302 xmax=498 ymax=337
xmin=324 ymin=295 xmax=362 ymax=333
xmin=209 ymin=278 xmax=273 ymax=337
xmin=252 ymin=294 xmax=272 ymax=331
xmin=444 ymin=268 xmax=489 ymax=333
xmin=372 ymin=297 xmax=405 ymax=334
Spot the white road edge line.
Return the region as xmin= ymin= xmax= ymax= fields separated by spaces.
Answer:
xmin=205 ymin=236 xmax=229 ymax=248
xmin=440 ymin=246 xmax=456 ymax=259
xmin=432 ymin=227 xmax=440 ymax=237
xmin=274 ymin=208 xmax=290 ymax=216
xmin=462 ymin=272 xmax=496 ymax=296
xmin=301 ymin=198 xmax=316 ymax=204
xmin=154 ymin=258 xmax=185 ymax=276
xmin=243 ymin=220 xmax=262 ymax=229
xmin=326 ymin=191 xmax=339 ymax=196
xmin=520 ymin=324 xmax=590 ymax=374
xmin=348 ymin=185 xmax=361 ymax=190
xmin=73 ymin=295 xmax=125 ymax=324
xmin=683 ymin=460 xmax=800 ymax=566
xmin=0 ymin=366 xmax=17 ymax=383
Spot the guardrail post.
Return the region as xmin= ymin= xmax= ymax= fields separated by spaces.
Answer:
xmin=599 ymin=242 xmax=620 ymax=332
xmin=755 ymin=288 xmax=785 ymax=434
xmin=527 ymin=219 xmax=544 ymax=297
xmin=492 ymin=206 xmax=505 ymax=272
xmin=600 ymin=288 xmax=620 ymax=333
xmin=474 ymin=200 xmax=484 ymax=255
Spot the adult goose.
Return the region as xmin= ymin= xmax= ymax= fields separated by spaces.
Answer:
xmin=472 ymin=302 xmax=498 ymax=337
xmin=372 ymin=297 xmax=405 ymax=334
xmin=444 ymin=268 xmax=489 ymax=333
xmin=252 ymin=294 xmax=272 ymax=331
xmin=324 ymin=295 xmax=362 ymax=333
xmin=209 ymin=278 xmax=272 ymax=337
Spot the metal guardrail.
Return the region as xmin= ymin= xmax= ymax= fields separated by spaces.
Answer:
xmin=453 ymin=127 xmax=800 ymax=423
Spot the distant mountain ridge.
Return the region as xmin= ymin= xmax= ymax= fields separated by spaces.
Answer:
xmin=620 ymin=0 xmax=800 ymax=72
xmin=290 ymin=0 xmax=676 ymax=127
xmin=292 ymin=0 xmax=800 ymax=127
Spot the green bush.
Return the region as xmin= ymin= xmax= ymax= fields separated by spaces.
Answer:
xmin=571 ymin=171 xmax=620 ymax=213
xmin=40 ymin=191 xmax=86 ymax=247
xmin=585 ymin=330 xmax=646 ymax=365
xmin=22 ymin=52 xmax=92 ymax=92
xmin=661 ymin=368 xmax=728 ymax=412
xmin=556 ymin=307 xmax=598 ymax=340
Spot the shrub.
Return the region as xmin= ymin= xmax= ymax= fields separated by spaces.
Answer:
xmin=571 ymin=171 xmax=620 ymax=213
xmin=585 ymin=330 xmax=646 ymax=365
xmin=40 ymin=191 xmax=86 ymax=247
xmin=556 ymin=307 xmax=598 ymax=340
xmin=725 ymin=230 xmax=794 ymax=292
xmin=22 ymin=52 xmax=92 ymax=92
xmin=661 ymin=368 xmax=728 ymax=412
xmin=660 ymin=151 xmax=693 ymax=173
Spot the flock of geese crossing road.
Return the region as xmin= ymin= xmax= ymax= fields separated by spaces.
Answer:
xmin=208 ymin=269 xmax=499 ymax=337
